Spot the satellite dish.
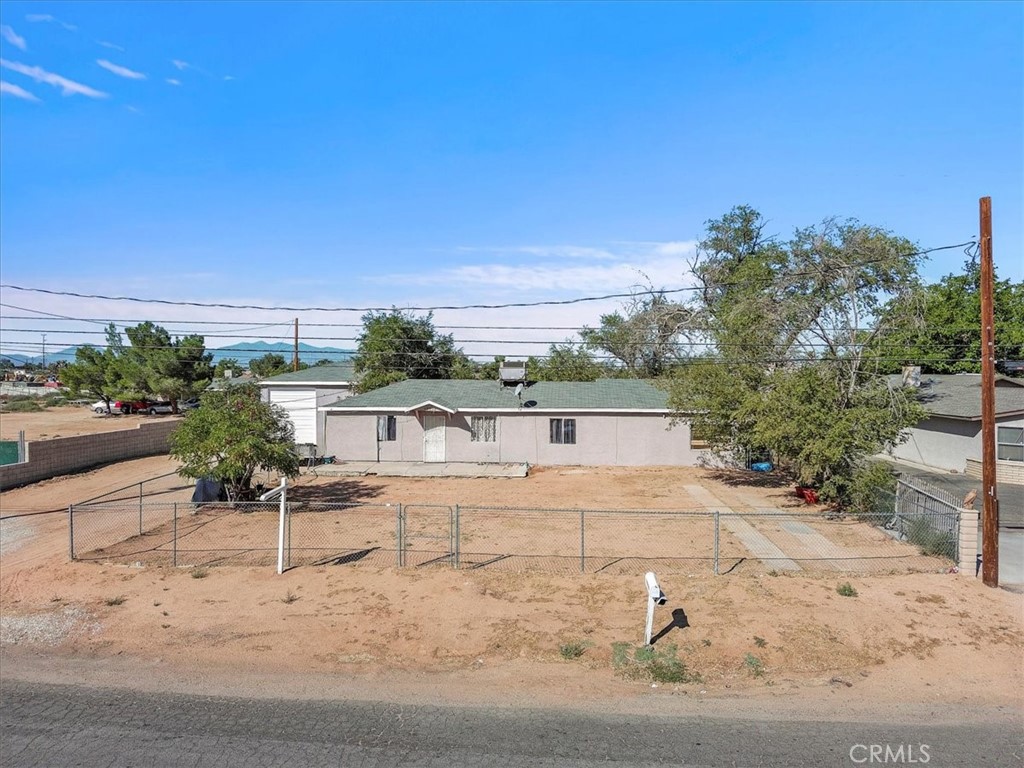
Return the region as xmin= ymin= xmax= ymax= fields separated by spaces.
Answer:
xmin=514 ymin=383 xmax=524 ymax=400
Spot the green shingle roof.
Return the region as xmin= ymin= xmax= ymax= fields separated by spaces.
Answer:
xmin=323 ymin=378 xmax=671 ymax=412
xmin=259 ymin=362 xmax=356 ymax=385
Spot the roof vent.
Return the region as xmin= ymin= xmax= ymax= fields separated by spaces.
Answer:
xmin=902 ymin=366 xmax=921 ymax=388
xmin=499 ymin=360 xmax=527 ymax=385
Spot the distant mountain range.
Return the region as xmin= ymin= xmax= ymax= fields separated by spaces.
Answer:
xmin=1 ymin=341 xmax=353 ymax=368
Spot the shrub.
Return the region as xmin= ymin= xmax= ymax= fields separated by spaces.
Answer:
xmin=558 ymin=641 xmax=589 ymax=660
xmin=743 ymin=653 xmax=765 ymax=677
xmin=612 ymin=642 xmax=701 ymax=684
xmin=836 ymin=582 xmax=858 ymax=597
xmin=104 ymin=595 xmax=127 ymax=606
xmin=905 ymin=517 xmax=956 ymax=559
xmin=190 ymin=567 xmax=209 ymax=579
xmin=2 ymin=399 xmax=43 ymax=413
xmin=847 ymin=461 xmax=898 ymax=523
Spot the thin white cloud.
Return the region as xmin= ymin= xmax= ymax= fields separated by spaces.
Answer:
xmin=165 ymin=78 xmax=181 ymax=86
xmin=171 ymin=59 xmax=189 ymax=71
xmin=97 ymin=40 xmax=125 ymax=52
xmin=381 ymin=241 xmax=699 ymax=294
xmin=125 ymin=105 xmax=141 ymax=113
xmin=0 ymin=58 xmax=108 ymax=98
xmin=0 ymin=79 xmax=40 ymax=102
xmin=1 ymin=25 xmax=27 ymax=51
xmin=24 ymin=14 xmax=76 ymax=31
xmin=223 ymin=75 xmax=235 ymax=81
xmin=97 ymin=59 xmax=146 ymax=80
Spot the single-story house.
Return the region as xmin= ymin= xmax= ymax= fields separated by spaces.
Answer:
xmin=321 ymin=378 xmax=706 ymax=466
xmin=888 ymin=373 xmax=1024 ymax=482
xmin=259 ymin=363 xmax=357 ymax=448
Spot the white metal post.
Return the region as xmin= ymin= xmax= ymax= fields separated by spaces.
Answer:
xmin=645 ymin=594 xmax=656 ymax=646
xmin=260 ymin=478 xmax=288 ymax=575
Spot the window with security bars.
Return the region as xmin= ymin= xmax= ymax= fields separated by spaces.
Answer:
xmin=997 ymin=426 xmax=1023 ymax=462
xmin=377 ymin=415 xmax=397 ymax=441
xmin=549 ymin=418 xmax=576 ymax=445
xmin=470 ymin=416 xmax=496 ymax=442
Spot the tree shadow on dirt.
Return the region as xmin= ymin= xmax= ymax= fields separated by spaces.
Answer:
xmin=703 ymin=468 xmax=795 ymax=489
xmin=289 ymin=480 xmax=386 ymax=504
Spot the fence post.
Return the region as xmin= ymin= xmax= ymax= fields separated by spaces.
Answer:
xmin=580 ymin=510 xmax=585 ymax=573
xmin=287 ymin=502 xmax=292 ymax=571
xmin=454 ymin=504 xmax=460 ymax=569
xmin=397 ymin=503 xmax=404 ymax=567
xmin=138 ymin=482 xmax=144 ymax=536
xmin=713 ymin=511 xmax=720 ymax=576
xmin=68 ymin=504 xmax=74 ymax=560
xmin=172 ymin=503 xmax=178 ymax=567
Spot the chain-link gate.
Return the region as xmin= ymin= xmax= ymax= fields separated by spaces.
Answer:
xmin=399 ymin=505 xmax=456 ymax=567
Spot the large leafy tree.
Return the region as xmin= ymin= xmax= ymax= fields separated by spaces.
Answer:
xmin=169 ymin=382 xmax=299 ymax=500
xmin=667 ymin=206 xmax=927 ymax=503
xmin=61 ymin=324 xmax=123 ymax=412
xmin=353 ymin=309 xmax=462 ymax=392
xmin=527 ymin=344 xmax=603 ymax=381
xmin=249 ymin=353 xmax=290 ymax=378
xmin=875 ymin=259 xmax=1024 ymax=374
xmin=581 ymin=293 xmax=689 ymax=377
xmin=118 ymin=322 xmax=213 ymax=410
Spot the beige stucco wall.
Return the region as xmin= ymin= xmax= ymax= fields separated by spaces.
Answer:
xmin=890 ymin=415 xmax=1024 ymax=473
xmin=324 ymin=410 xmax=705 ymax=466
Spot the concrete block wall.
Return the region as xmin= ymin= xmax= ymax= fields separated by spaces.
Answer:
xmin=0 ymin=421 xmax=178 ymax=490
xmin=965 ymin=458 xmax=1024 ymax=485
xmin=958 ymin=509 xmax=979 ymax=576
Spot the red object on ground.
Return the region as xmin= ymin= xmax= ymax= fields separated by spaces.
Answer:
xmin=795 ymin=486 xmax=819 ymax=504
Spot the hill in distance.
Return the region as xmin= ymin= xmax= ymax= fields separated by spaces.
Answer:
xmin=1 ymin=341 xmax=353 ymax=367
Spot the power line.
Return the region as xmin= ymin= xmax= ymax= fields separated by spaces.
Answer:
xmin=0 ymin=241 xmax=977 ymax=313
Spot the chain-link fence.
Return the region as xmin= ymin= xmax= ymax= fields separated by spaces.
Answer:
xmin=892 ymin=478 xmax=961 ymax=562
xmin=70 ymin=498 xmax=959 ymax=575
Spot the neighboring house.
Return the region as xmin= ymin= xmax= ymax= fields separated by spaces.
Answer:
xmin=321 ymin=378 xmax=706 ymax=466
xmin=258 ymin=363 xmax=357 ymax=448
xmin=889 ymin=373 xmax=1024 ymax=482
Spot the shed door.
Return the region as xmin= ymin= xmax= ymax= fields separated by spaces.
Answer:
xmin=269 ymin=389 xmax=316 ymax=445
xmin=423 ymin=413 xmax=446 ymax=462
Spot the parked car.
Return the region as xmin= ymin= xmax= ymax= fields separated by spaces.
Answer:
xmin=115 ymin=400 xmax=150 ymax=414
xmin=179 ymin=397 xmax=201 ymax=411
xmin=91 ymin=400 xmax=115 ymax=414
xmin=144 ymin=401 xmax=175 ymax=415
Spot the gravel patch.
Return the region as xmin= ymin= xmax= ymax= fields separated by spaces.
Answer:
xmin=0 ymin=517 xmax=34 ymax=558
xmin=0 ymin=606 xmax=101 ymax=646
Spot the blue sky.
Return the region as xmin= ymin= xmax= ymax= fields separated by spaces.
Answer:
xmin=1 ymin=1 xmax=1021 ymax=360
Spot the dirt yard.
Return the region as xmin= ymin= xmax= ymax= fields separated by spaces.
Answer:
xmin=0 ymin=403 xmax=178 ymax=441
xmin=2 ymin=452 xmax=1022 ymax=717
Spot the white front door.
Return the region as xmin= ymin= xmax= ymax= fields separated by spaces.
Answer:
xmin=423 ymin=413 xmax=446 ymax=462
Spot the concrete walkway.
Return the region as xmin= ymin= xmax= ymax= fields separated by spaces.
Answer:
xmin=310 ymin=461 xmax=529 ymax=479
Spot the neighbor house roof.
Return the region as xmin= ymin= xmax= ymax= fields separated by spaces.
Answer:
xmin=892 ymin=373 xmax=1024 ymax=420
xmin=322 ymin=379 xmax=671 ymax=413
xmin=258 ymin=362 xmax=356 ymax=386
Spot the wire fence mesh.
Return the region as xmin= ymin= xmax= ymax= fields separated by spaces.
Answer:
xmin=70 ymin=498 xmax=959 ymax=575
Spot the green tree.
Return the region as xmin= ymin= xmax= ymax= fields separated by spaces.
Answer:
xmin=214 ymin=357 xmax=243 ymax=379
xmin=118 ymin=322 xmax=213 ymax=410
xmin=582 ymin=293 xmax=690 ymax=377
xmin=875 ymin=259 xmax=1024 ymax=374
xmin=353 ymin=309 xmax=462 ymax=392
xmin=169 ymin=382 xmax=299 ymax=500
xmin=527 ymin=344 xmax=603 ymax=381
xmin=60 ymin=326 xmax=123 ymax=412
xmin=249 ymin=353 xmax=289 ymax=378
xmin=667 ymin=206 xmax=927 ymax=504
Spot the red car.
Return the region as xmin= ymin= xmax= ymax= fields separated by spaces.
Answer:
xmin=115 ymin=400 xmax=150 ymax=414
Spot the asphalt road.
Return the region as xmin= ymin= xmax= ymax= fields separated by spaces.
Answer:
xmin=1 ymin=680 xmax=1020 ymax=768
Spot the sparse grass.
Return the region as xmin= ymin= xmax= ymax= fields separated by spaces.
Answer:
xmin=612 ymin=642 xmax=701 ymax=684
xmin=753 ymin=636 xmax=767 ymax=648
xmin=281 ymin=590 xmax=300 ymax=605
xmin=50 ymin=595 xmax=63 ymax=603
xmin=190 ymin=567 xmax=209 ymax=579
xmin=161 ymin=624 xmax=170 ymax=629
xmin=2 ymin=399 xmax=43 ymax=413
xmin=701 ymin=638 xmax=712 ymax=647
xmin=104 ymin=595 xmax=127 ymax=606
xmin=905 ymin=518 xmax=956 ymax=559
xmin=558 ymin=640 xmax=589 ymax=660
xmin=743 ymin=652 xmax=765 ymax=677
xmin=836 ymin=582 xmax=858 ymax=598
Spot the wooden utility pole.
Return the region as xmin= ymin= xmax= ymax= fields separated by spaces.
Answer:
xmin=979 ymin=196 xmax=999 ymax=588
xmin=293 ymin=318 xmax=300 ymax=372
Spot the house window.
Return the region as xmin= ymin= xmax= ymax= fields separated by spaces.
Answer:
xmin=549 ymin=418 xmax=576 ymax=445
xmin=377 ymin=415 xmax=397 ymax=442
xmin=997 ymin=426 xmax=1023 ymax=462
xmin=471 ymin=416 xmax=496 ymax=442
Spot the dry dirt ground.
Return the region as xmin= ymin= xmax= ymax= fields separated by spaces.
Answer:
xmin=1 ymin=419 xmax=1022 ymax=720
xmin=0 ymin=403 xmax=174 ymax=442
